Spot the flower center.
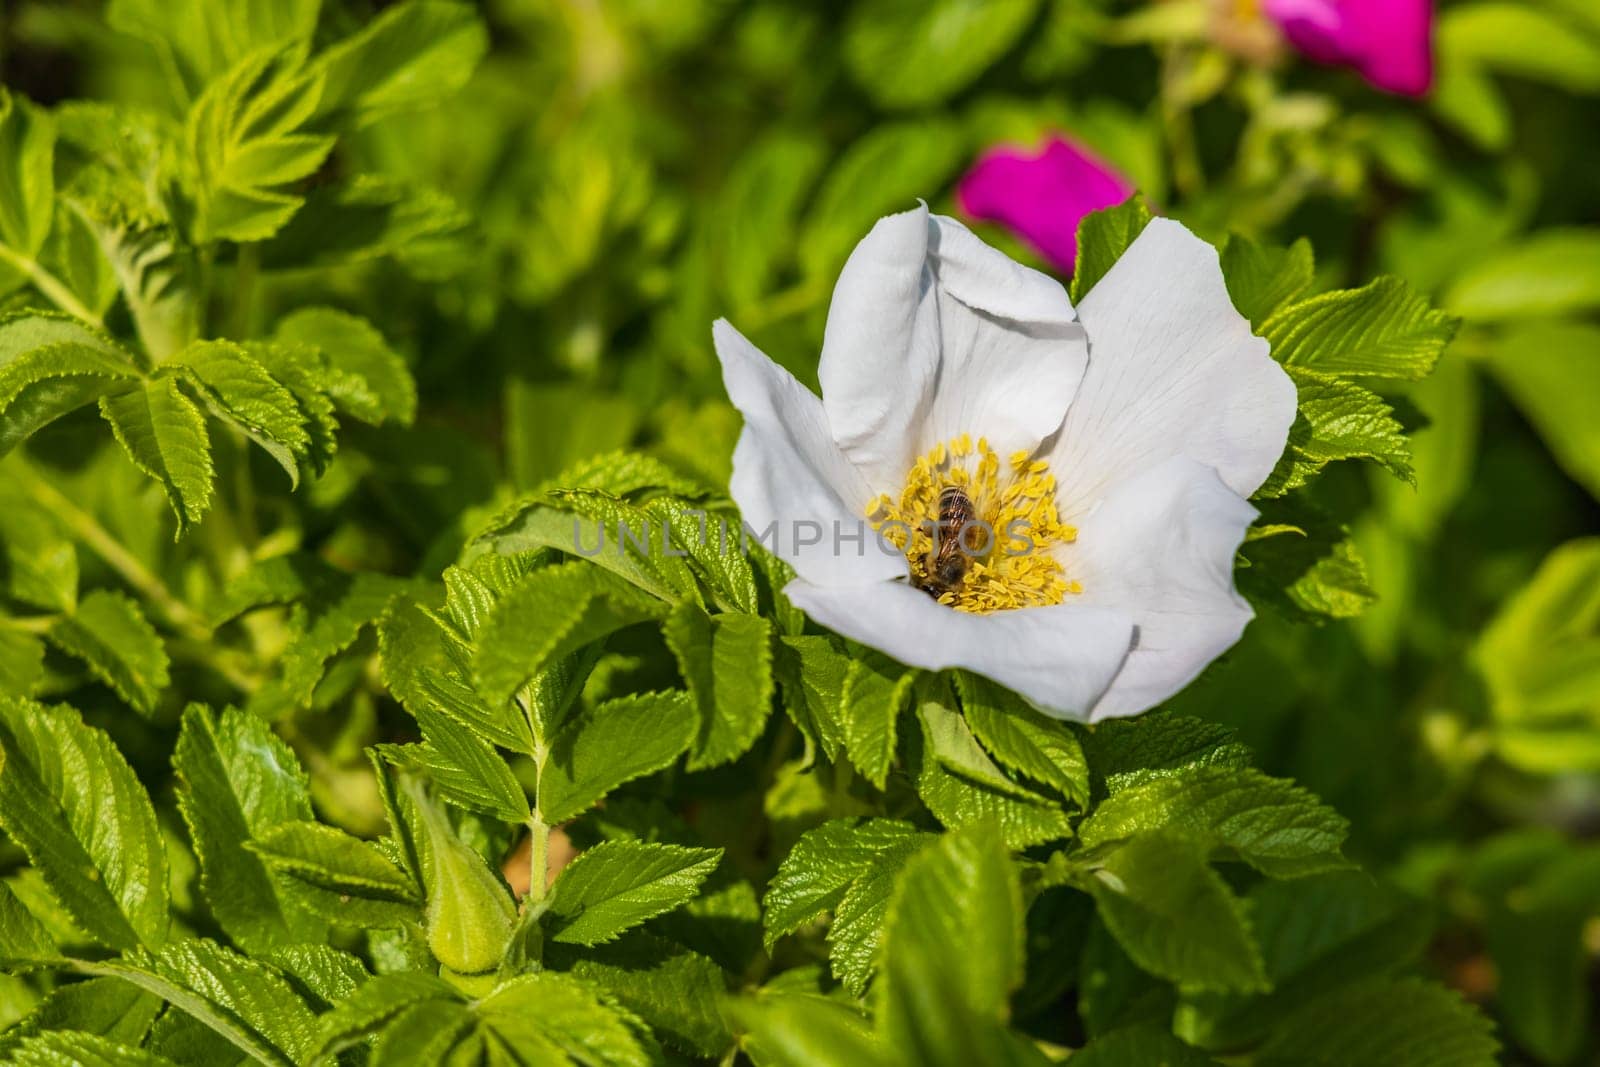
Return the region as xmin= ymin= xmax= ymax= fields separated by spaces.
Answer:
xmin=867 ymin=434 xmax=1080 ymax=614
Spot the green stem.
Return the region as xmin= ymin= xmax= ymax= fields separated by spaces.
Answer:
xmin=527 ymin=810 xmax=551 ymax=906
xmin=0 ymin=615 xmax=55 ymax=634
xmin=0 ymin=244 xmax=102 ymax=326
xmin=13 ymin=462 xmax=210 ymax=641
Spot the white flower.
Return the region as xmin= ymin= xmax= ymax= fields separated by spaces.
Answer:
xmin=713 ymin=205 xmax=1296 ymax=722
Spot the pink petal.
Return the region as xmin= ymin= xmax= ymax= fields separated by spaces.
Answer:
xmin=955 ymin=136 xmax=1135 ymax=275
xmin=1265 ymin=0 xmax=1434 ymax=96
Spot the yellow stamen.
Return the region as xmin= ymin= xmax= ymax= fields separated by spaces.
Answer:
xmin=867 ymin=435 xmax=1080 ymax=614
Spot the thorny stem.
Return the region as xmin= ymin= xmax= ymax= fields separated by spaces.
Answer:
xmin=12 ymin=461 xmax=210 ymax=641
xmin=0 ymin=245 xmax=102 ymax=327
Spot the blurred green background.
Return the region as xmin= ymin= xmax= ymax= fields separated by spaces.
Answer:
xmin=2 ymin=0 xmax=1598 ymax=1061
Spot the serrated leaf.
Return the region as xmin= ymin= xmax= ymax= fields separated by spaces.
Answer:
xmin=89 ymin=938 xmax=316 ymax=1067
xmin=763 ymin=818 xmax=930 ymax=949
xmin=1079 ymin=765 xmax=1348 ymax=878
xmin=841 ymin=652 xmax=915 ymax=790
xmin=261 ymin=175 xmax=472 ymax=276
xmin=99 ymin=377 xmax=213 ymax=535
xmin=565 ymin=936 xmax=733 ymax=1058
xmin=0 ymin=90 xmax=55 ymax=294
xmin=257 ymin=944 xmax=370 ymax=1011
xmin=1071 ymin=197 xmax=1152 ymax=303
xmin=406 ymin=699 xmax=529 ymax=822
xmin=0 ymin=697 xmax=168 ymax=951
xmin=1221 ymin=234 xmax=1314 ymax=327
xmin=274 ymin=307 xmax=416 ymax=426
xmin=1084 ymin=713 xmax=1252 ymax=794
xmin=1264 ymin=276 xmax=1456 ymax=381
xmin=730 ymin=991 xmax=886 ymax=1067
xmin=916 ymin=692 xmax=1038 ymax=799
xmin=1085 ymin=833 xmax=1268 ymax=994
xmin=0 ymin=976 xmax=161 ymax=1053
xmin=46 ymin=590 xmax=169 ymax=714
xmin=244 ymin=340 xmax=338 ymax=474
xmin=314 ymin=1 xmax=489 ymax=119
xmin=172 ymin=339 xmax=308 ymax=486
xmin=877 ymin=824 xmax=1025 ymax=1063
xmin=249 ymin=821 xmax=420 ymax=928
xmin=957 ymin=672 xmax=1090 ymax=807
xmin=105 ymin=0 xmax=318 ymax=103
xmin=1255 ymin=978 xmax=1497 ymax=1067
xmin=474 ymin=972 xmax=656 ymax=1067
xmin=248 ymin=568 xmax=413 ymax=720
xmin=909 ymin=712 xmax=1073 ymax=849
xmin=6 ymin=1032 xmax=178 ymax=1067
xmin=0 ymin=877 xmax=60 ymax=967
xmin=315 ymin=971 xmax=460 ymax=1059
xmin=173 ymin=705 xmax=325 ymax=951
xmin=474 ymin=562 xmax=665 ymax=707
xmin=184 ymin=51 xmax=334 ymax=244
xmin=665 ymin=605 xmax=775 ymax=770
xmin=774 ymin=634 xmax=850 ymax=759
xmin=0 ymin=312 xmax=142 ymax=450
xmin=1262 ymin=372 xmax=1414 ymax=496
xmin=548 ymin=840 xmax=722 ymax=946
xmin=538 ymin=691 xmax=698 ymax=824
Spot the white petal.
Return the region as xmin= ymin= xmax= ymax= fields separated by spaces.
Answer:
xmin=819 ymin=208 xmax=1085 ymax=488
xmin=716 ymin=320 xmax=907 ymax=588
xmin=818 ymin=206 xmax=941 ymax=490
xmin=921 ymin=215 xmax=1088 ymax=460
xmin=1066 ymin=456 xmax=1258 ymax=722
xmin=1050 ymin=218 xmax=1297 ymax=518
xmin=784 ymin=579 xmax=1134 ymax=721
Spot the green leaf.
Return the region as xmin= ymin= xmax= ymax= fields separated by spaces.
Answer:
xmin=1438 ymin=3 xmax=1600 ymax=94
xmin=840 ymin=652 xmax=915 ymax=790
xmin=0 ymin=90 xmax=56 ymax=289
xmin=909 ymin=711 xmax=1073 ymax=849
xmin=565 ymin=937 xmax=732 ymax=1059
xmin=172 ymin=340 xmax=308 ymax=486
xmin=0 ymin=480 xmax=77 ymax=611
xmin=244 ymin=341 xmax=338 ymax=475
xmin=0 ymin=697 xmax=168 ymax=951
xmin=1263 ymin=276 xmax=1457 ymax=381
xmin=474 ymin=562 xmax=665 ymax=707
xmin=316 ymin=972 xmax=459 ymax=1058
xmin=763 ymin=818 xmax=932 ymax=950
xmin=249 ymin=821 xmax=422 ymax=929
xmin=538 ymin=691 xmax=698 ymax=824
xmin=0 ymin=878 xmax=60 ymax=967
xmin=0 ymin=625 xmax=45 ymax=697
xmin=0 ymin=977 xmax=161 ymax=1052
xmin=1079 ymin=764 xmax=1348 ymax=878
xmin=665 ymin=605 xmax=775 ymax=770
xmin=1220 ymin=234 xmax=1314 ymax=328
xmin=260 ymin=174 xmax=471 ymax=277
xmin=6 ymin=1033 xmax=178 ymax=1067
xmin=247 ymin=567 xmax=414 ymax=720
xmin=183 ymin=51 xmax=335 ymax=244
xmin=799 ymin=120 xmax=967 ymax=282
xmin=406 ymin=698 xmax=529 ymax=822
xmin=274 ymin=307 xmax=416 ymax=426
xmin=1446 ymin=229 xmax=1600 ymax=321
xmin=46 ymin=590 xmax=169 ymax=715
xmin=915 ymin=694 xmax=1038 ymax=799
xmin=1083 ymin=713 xmax=1251 ymax=793
xmin=0 ymin=313 xmax=141 ymax=456
xmin=957 ymin=672 xmax=1090 ymax=807
xmin=1071 ymin=197 xmax=1152 ymax=303
xmin=105 ymin=0 xmax=318 ymax=104
xmin=844 ymin=0 xmax=1041 ymax=108
xmin=99 ymin=377 xmax=214 ymax=535
xmin=313 ymin=1 xmax=489 ymax=120
xmin=548 ymin=840 xmax=722 ymax=946
xmin=1070 ymin=1027 xmax=1222 ymax=1067
xmin=1084 ymin=833 xmax=1267 ymax=994
xmin=1484 ymin=321 xmax=1600 ymax=502
xmin=775 ymin=635 xmax=850 ymax=760
xmin=877 ymin=824 xmax=1030 ymax=1067
xmin=731 ymin=991 xmax=886 ymax=1067
xmin=90 ymin=938 xmax=316 ymax=1067
xmin=173 ymin=705 xmax=325 ymax=951
xmin=474 ymin=972 xmax=656 ymax=1067
xmin=257 ymin=944 xmax=370 ymax=1010
xmin=1254 ymin=978 xmax=1497 ymax=1067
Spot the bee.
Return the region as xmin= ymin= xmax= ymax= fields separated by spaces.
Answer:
xmin=923 ymin=486 xmax=981 ymax=598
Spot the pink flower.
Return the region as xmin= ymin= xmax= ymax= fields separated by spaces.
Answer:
xmin=955 ymin=137 xmax=1135 ymax=275
xmin=1265 ymin=0 xmax=1434 ymax=96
